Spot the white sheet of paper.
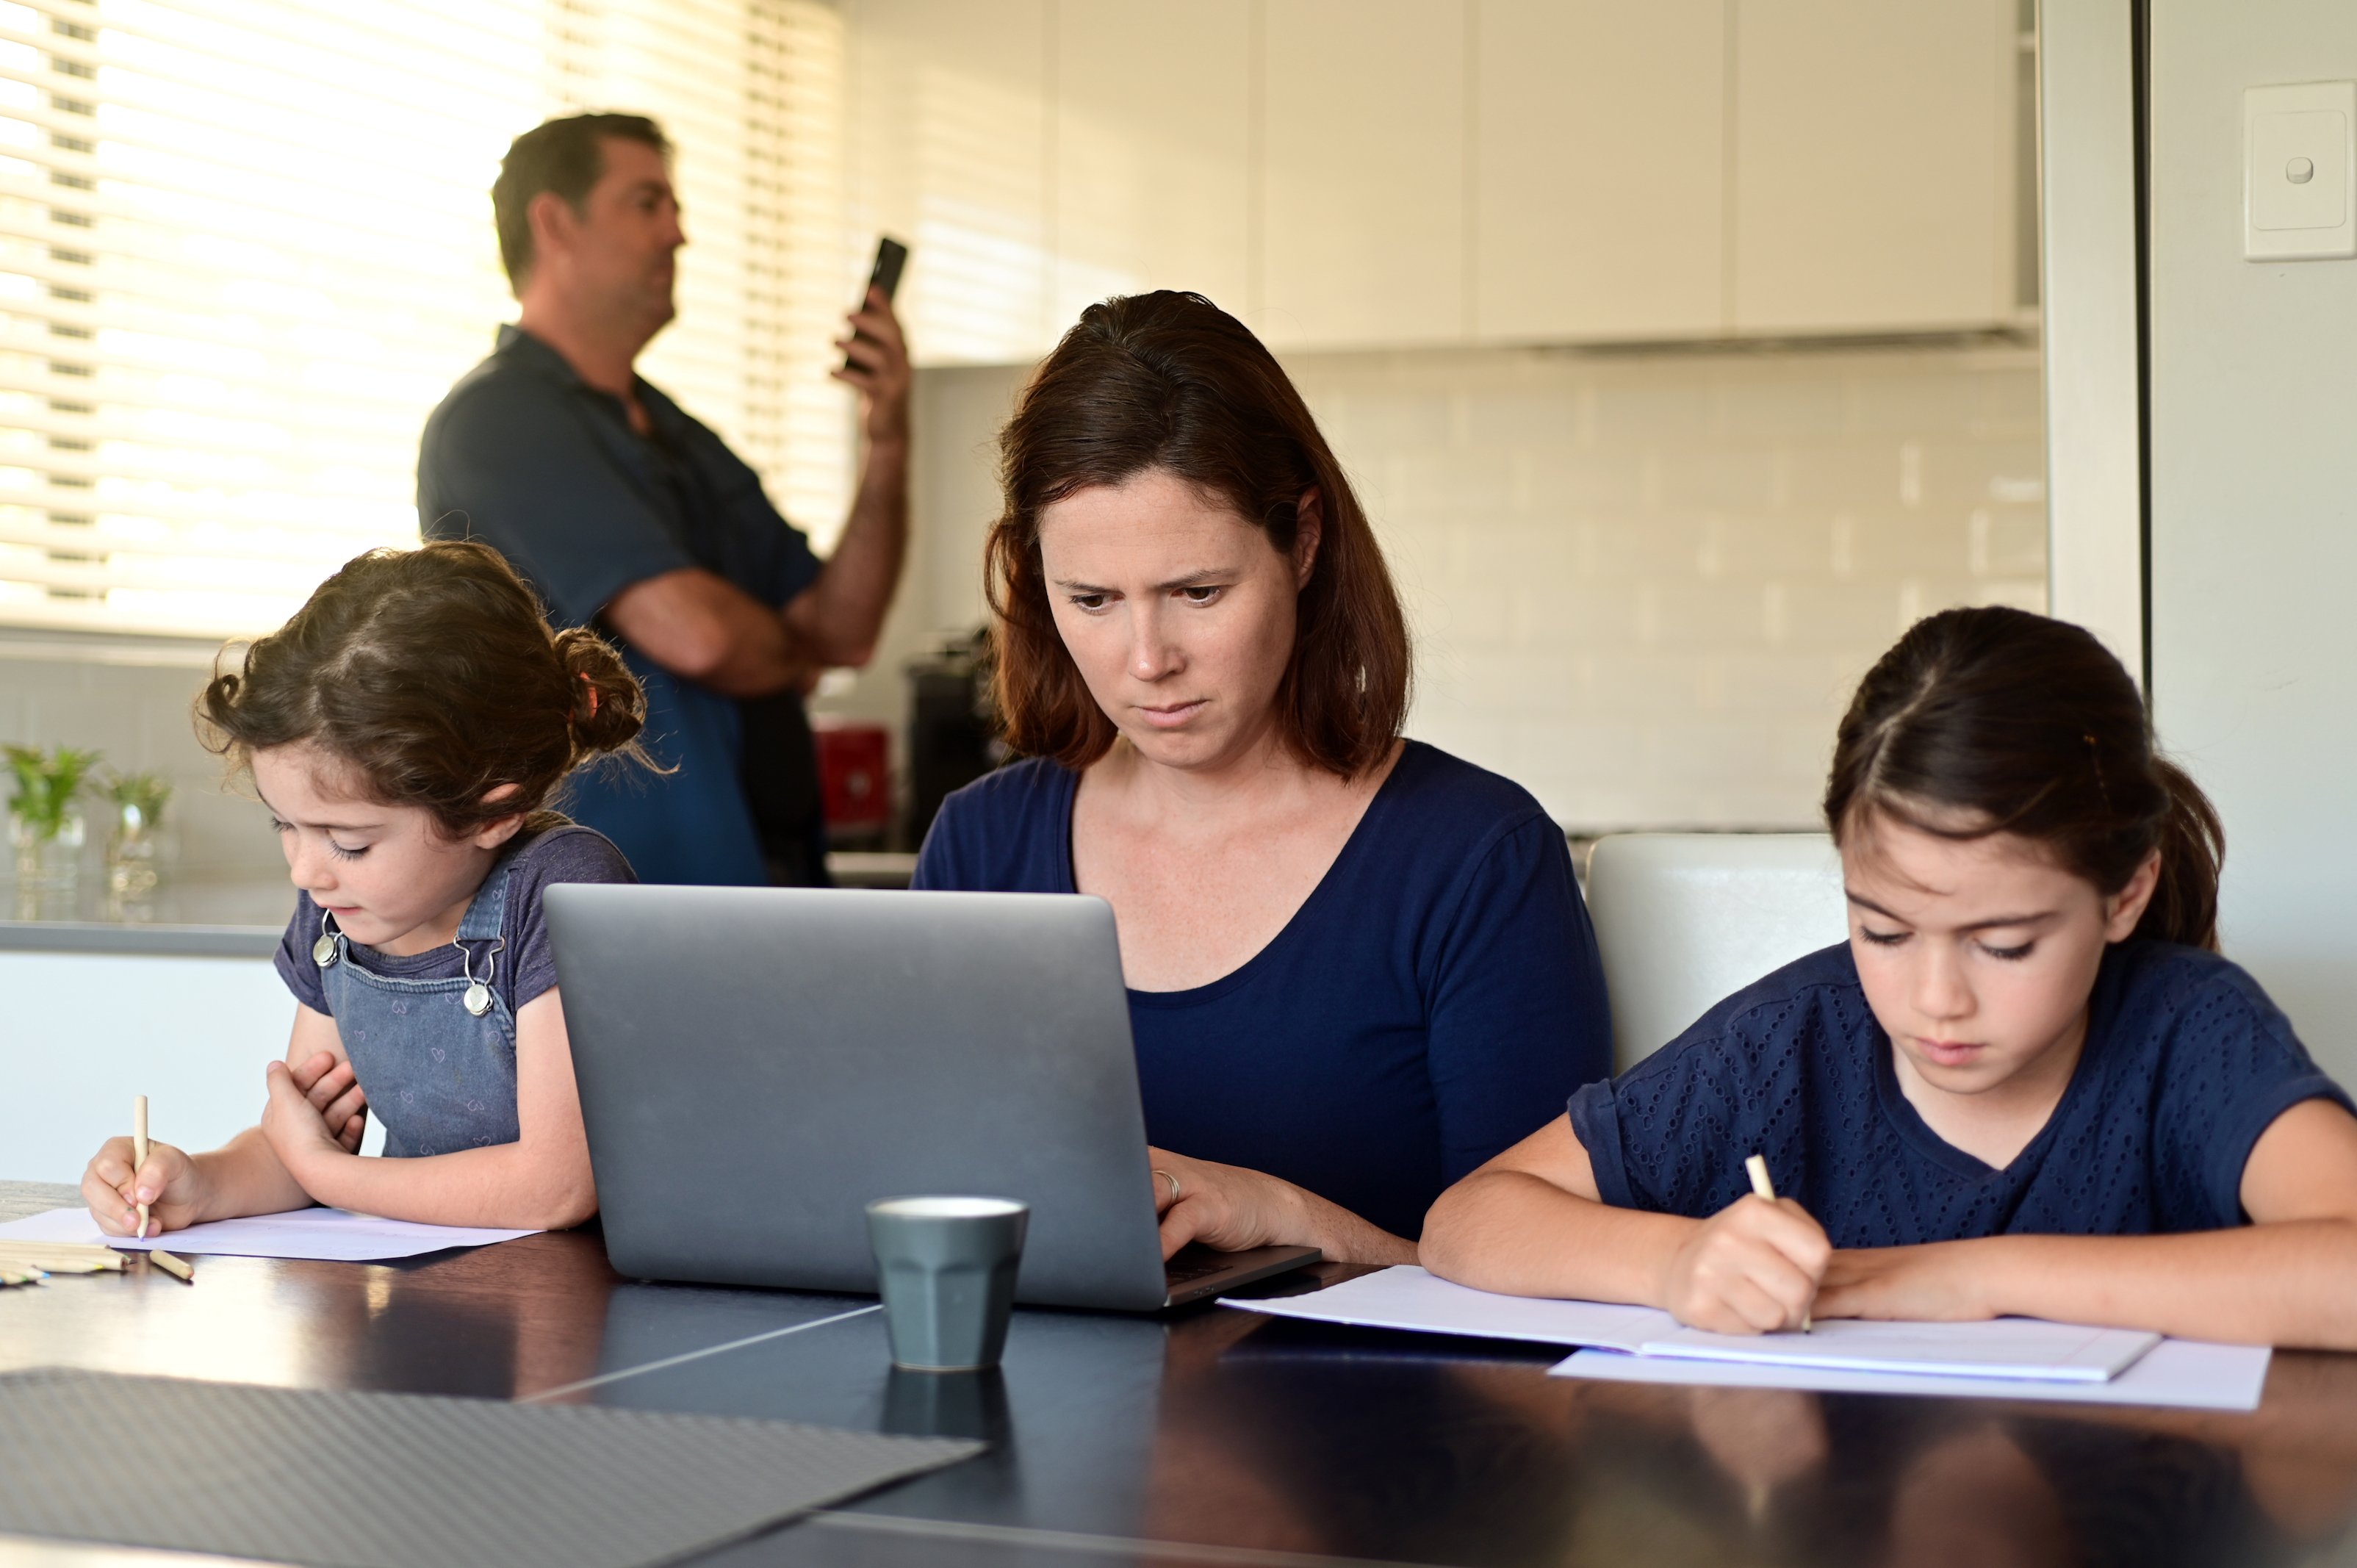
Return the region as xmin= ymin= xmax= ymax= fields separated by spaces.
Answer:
xmin=1223 ymin=1265 xmax=1674 ymax=1351
xmin=1636 ymin=1317 xmax=2160 ymax=1382
xmin=1227 ymin=1267 xmax=2231 ymax=1402
xmin=0 ymin=1206 xmax=537 ymax=1262
xmin=1552 ymin=1338 xmax=2271 ymax=1411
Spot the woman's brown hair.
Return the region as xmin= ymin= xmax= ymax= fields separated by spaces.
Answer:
xmin=986 ymin=290 xmax=1410 ymax=777
xmin=1824 ymin=605 xmax=2223 ymax=949
xmin=197 ymin=540 xmax=648 ymax=838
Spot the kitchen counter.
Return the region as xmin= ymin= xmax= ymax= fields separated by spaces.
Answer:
xmin=0 ymin=852 xmax=922 ymax=958
xmin=0 ymin=875 xmax=291 ymax=957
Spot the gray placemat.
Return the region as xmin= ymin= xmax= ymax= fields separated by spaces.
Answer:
xmin=0 ymin=1369 xmax=980 ymax=1568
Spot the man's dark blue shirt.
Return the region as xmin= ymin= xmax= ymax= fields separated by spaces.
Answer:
xmin=418 ymin=325 xmax=823 ymax=886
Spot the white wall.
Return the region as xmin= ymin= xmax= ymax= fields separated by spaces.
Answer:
xmin=2148 ymin=0 xmax=2357 ymax=1081
xmin=2038 ymin=0 xmax=2145 ymax=680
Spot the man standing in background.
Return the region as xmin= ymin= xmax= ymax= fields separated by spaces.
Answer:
xmin=418 ymin=112 xmax=910 ymax=885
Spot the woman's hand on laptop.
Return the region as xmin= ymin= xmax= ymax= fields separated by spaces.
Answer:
xmin=1147 ymin=1146 xmax=1417 ymax=1267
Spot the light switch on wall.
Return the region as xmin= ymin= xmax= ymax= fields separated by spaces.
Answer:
xmin=2245 ymin=82 xmax=2356 ymax=260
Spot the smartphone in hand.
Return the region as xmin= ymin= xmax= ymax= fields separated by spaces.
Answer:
xmin=843 ymin=236 xmax=909 ymax=370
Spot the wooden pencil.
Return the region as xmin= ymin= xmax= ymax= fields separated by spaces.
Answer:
xmin=0 ymin=1256 xmax=118 ymax=1275
xmin=146 ymin=1250 xmax=195 ymax=1284
xmin=132 ymin=1093 xmax=151 ymax=1240
xmin=1745 ymin=1153 xmax=1811 ymax=1332
xmin=0 ymin=1242 xmax=126 ymax=1272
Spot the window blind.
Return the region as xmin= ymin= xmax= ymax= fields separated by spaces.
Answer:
xmin=0 ymin=0 xmax=854 ymax=640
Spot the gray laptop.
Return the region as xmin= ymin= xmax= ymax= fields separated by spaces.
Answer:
xmin=544 ymin=884 xmax=1319 ymax=1311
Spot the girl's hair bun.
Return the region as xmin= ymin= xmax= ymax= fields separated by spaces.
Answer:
xmin=555 ymin=626 xmax=647 ymax=757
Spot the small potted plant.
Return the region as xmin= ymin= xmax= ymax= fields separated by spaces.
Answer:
xmin=98 ymin=768 xmax=173 ymax=902
xmin=5 ymin=744 xmax=101 ymax=899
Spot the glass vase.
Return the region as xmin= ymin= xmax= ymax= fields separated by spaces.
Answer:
xmin=105 ymin=799 xmax=163 ymax=905
xmin=11 ymin=804 xmax=84 ymax=918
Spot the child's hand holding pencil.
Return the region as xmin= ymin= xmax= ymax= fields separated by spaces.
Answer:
xmin=1656 ymin=1154 xmax=1830 ymax=1336
xmin=80 ymin=1132 xmax=200 ymax=1239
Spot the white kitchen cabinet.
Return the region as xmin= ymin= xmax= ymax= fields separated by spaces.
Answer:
xmin=1731 ymin=0 xmax=2020 ymax=335
xmin=1051 ymin=1 xmax=1253 ymax=334
xmin=1474 ymin=0 xmax=1727 ymax=342
xmin=1259 ymin=0 xmax=1468 ymax=350
xmin=0 ymin=952 xmax=304 ymax=1185
xmin=845 ymin=0 xmax=2024 ymax=362
xmin=846 ymin=0 xmax=1051 ymax=365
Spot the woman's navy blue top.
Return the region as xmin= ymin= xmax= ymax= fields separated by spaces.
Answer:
xmin=913 ymin=741 xmax=1613 ymax=1240
xmin=1572 ymin=938 xmax=2355 ymax=1244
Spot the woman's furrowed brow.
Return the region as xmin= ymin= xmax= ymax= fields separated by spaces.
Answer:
xmin=1050 ymin=567 xmax=1228 ymax=594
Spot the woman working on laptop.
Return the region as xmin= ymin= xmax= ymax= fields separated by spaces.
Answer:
xmin=914 ymin=290 xmax=1612 ymax=1265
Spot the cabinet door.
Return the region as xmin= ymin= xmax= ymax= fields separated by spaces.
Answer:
xmin=1475 ymin=0 xmax=1726 ymax=342
xmin=1052 ymin=1 xmax=1253 ymax=335
xmin=846 ymin=0 xmax=1050 ymax=364
xmin=1732 ymin=0 xmax=2017 ymax=334
xmin=1260 ymin=0 xmax=1468 ymax=350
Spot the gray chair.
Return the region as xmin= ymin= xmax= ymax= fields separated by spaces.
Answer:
xmin=1586 ymin=833 xmax=1849 ymax=1071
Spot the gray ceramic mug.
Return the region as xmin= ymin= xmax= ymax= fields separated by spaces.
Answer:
xmin=864 ymin=1196 xmax=1029 ymax=1371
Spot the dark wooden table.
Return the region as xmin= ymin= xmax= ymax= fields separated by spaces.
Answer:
xmin=4 ymin=1180 xmax=2357 ymax=1567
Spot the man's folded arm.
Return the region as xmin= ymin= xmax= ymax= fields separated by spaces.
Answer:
xmin=603 ymin=569 xmax=825 ymax=697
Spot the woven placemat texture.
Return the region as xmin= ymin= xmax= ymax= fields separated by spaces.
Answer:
xmin=0 ymin=1368 xmax=979 ymax=1568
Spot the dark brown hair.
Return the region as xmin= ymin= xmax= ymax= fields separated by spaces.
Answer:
xmin=492 ymin=112 xmax=670 ymax=289
xmin=198 ymin=541 xmax=647 ymax=839
xmin=986 ymin=290 xmax=1410 ymax=777
xmin=1824 ymin=605 xmax=2223 ymax=949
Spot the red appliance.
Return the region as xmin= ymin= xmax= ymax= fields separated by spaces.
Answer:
xmin=812 ymin=719 xmax=892 ymax=835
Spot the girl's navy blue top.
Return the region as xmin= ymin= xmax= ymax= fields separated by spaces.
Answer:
xmin=1572 ymin=938 xmax=2355 ymax=1243
xmin=913 ymin=741 xmax=1614 ymax=1240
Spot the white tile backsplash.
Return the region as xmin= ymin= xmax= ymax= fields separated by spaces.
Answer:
xmin=1256 ymin=342 xmax=2048 ymax=830
xmin=849 ymin=339 xmax=2045 ymax=835
xmin=0 ymin=648 xmax=281 ymax=881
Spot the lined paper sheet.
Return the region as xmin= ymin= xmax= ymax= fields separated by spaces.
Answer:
xmin=1225 ymin=1266 xmax=2250 ymax=1406
xmin=1553 ymin=1339 xmax=2271 ymax=1411
xmin=1638 ymin=1317 xmax=2160 ymax=1382
xmin=0 ymin=1206 xmax=536 ymax=1262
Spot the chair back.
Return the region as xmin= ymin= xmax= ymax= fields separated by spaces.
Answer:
xmin=1587 ymin=833 xmax=1849 ymax=1071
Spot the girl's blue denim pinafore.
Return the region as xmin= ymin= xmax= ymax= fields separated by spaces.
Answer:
xmin=314 ymin=853 xmax=521 ymax=1158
